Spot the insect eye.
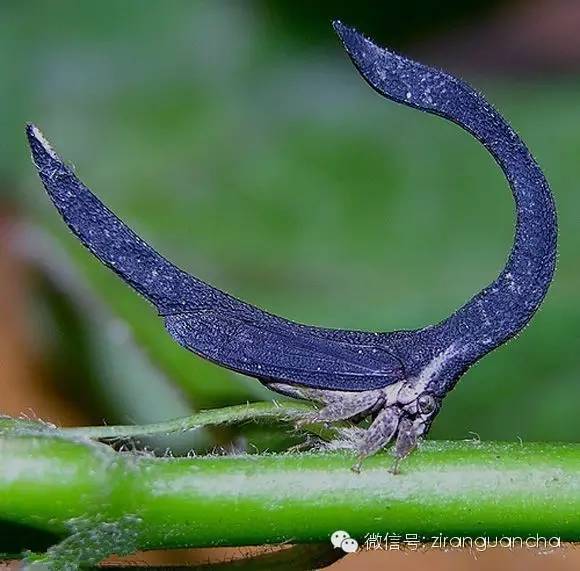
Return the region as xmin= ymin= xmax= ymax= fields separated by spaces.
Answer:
xmin=417 ymin=393 xmax=437 ymax=415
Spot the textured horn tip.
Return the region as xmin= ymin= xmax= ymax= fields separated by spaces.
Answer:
xmin=26 ymin=122 xmax=43 ymax=145
xmin=332 ymin=20 xmax=359 ymax=44
xmin=26 ymin=123 xmax=59 ymax=163
xmin=331 ymin=20 xmax=389 ymax=74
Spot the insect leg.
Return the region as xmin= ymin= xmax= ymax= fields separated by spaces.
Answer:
xmin=352 ymin=406 xmax=400 ymax=472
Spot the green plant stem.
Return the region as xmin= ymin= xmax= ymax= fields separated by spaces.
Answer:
xmin=1 ymin=434 xmax=579 ymax=555
xmin=62 ymin=401 xmax=315 ymax=439
xmin=0 ymin=401 xmax=317 ymax=439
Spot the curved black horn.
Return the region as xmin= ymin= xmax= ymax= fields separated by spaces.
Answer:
xmin=26 ymin=23 xmax=557 ymax=397
xmin=332 ymin=22 xmax=557 ymax=391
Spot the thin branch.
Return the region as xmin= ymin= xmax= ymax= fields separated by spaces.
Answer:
xmin=0 ymin=401 xmax=317 ymax=440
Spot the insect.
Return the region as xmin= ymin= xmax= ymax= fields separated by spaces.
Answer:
xmin=27 ymin=21 xmax=557 ymax=470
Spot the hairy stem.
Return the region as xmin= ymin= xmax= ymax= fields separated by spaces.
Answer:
xmin=0 ymin=401 xmax=316 ymax=439
xmin=1 ymin=434 xmax=578 ymax=559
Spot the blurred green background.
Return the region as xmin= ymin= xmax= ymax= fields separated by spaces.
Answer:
xmin=1 ymin=0 xmax=579 ymax=450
